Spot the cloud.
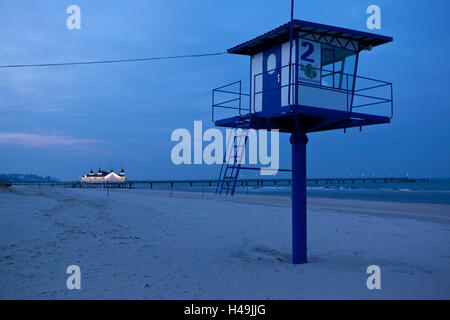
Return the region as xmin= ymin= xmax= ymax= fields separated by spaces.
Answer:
xmin=0 ymin=132 xmax=99 ymax=147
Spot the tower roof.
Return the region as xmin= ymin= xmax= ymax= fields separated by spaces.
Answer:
xmin=227 ymin=19 xmax=393 ymax=55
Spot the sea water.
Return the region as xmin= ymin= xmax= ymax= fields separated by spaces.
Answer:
xmin=239 ymin=178 xmax=450 ymax=204
xmin=139 ymin=179 xmax=450 ymax=205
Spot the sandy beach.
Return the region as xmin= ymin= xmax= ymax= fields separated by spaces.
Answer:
xmin=0 ymin=185 xmax=449 ymax=299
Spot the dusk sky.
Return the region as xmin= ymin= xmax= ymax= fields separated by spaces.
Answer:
xmin=0 ymin=0 xmax=449 ymax=180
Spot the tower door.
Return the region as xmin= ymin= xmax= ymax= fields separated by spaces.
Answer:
xmin=262 ymin=45 xmax=281 ymax=115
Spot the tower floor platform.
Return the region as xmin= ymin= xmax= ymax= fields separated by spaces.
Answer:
xmin=214 ymin=105 xmax=390 ymax=133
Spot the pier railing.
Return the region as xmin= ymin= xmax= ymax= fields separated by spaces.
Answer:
xmin=8 ymin=177 xmax=429 ymax=189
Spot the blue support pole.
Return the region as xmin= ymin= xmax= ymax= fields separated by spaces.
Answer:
xmin=287 ymin=0 xmax=294 ymax=107
xmin=290 ymin=131 xmax=308 ymax=264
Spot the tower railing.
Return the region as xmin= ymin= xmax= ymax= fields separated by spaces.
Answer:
xmin=212 ymin=80 xmax=250 ymax=124
xmin=253 ymin=63 xmax=393 ymax=118
xmin=212 ymin=64 xmax=393 ymax=122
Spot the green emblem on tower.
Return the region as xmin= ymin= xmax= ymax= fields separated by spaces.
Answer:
xmin=301 ymin=64 xmax=317 ymax=79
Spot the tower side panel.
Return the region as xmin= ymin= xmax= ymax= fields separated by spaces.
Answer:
xmin=251 ymin=52 xmax=263 ymax=113
xmin=281 ymin=40 xmax=296 ymax=107
xmin=298 ymin=86 xmax=348 ymax=111
xmin=297 ymin=37 xmax=349 ymax=112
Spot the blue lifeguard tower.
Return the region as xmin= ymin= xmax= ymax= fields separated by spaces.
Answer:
xmin=212 ymin=20 xmax=393 ymax=264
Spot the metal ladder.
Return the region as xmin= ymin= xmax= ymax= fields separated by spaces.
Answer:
xmin=216 ymin=119 xmax=251 ymax=195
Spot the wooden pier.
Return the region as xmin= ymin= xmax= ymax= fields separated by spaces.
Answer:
xmin=11 ymin=177 xmax=430 ymax=189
